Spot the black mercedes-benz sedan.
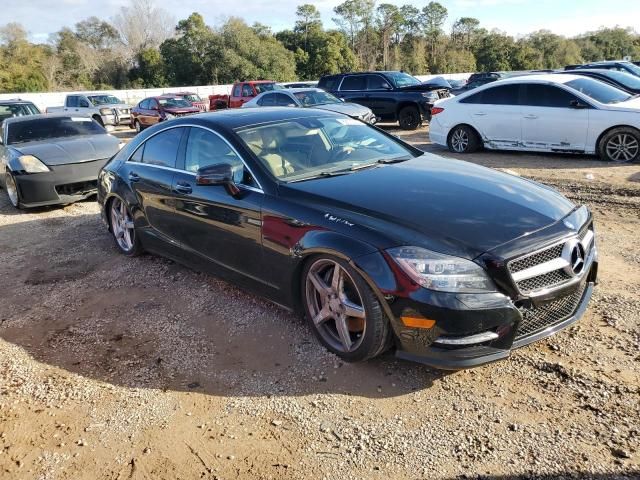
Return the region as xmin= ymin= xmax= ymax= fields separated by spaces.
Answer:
xmin=97 ymin=108 xmax=598 ymax=369
xmin=1 ymin=114 xmax=121 ymax=208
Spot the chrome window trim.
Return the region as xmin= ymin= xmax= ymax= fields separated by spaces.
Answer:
xmin=124 ymin=123 xmax=264 ymax=193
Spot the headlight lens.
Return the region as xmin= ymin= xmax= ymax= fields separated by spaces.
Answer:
xmin=99 ymin=107 xmax=113 ymax=115
xmin=421 ymin=92 xmax=439 ymax=101
xmin=17 ymin=155 xmax=50 ymax=173
xmin=387 ymin=246 xmax=496 ymax=293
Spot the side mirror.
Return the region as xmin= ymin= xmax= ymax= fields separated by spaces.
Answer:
xmin=569 ymin=99 xmax=588 ymax=109
xmin=383 ymin=84 xmax=393 ymax=90
xmin=196 ymin=163 xmax=240 ymax=196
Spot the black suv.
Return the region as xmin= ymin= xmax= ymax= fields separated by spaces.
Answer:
xmin=318 ymin=71 xmax=450 ymax=130
xmin=565 ymin=61 xmax=640 ymax=77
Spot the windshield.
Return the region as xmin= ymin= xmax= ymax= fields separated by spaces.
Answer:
xmin=293 ymin=90 xmax=341 ymax=106
xmin=7 ymin=116 xmax=106 ymax=144
xmin=624 ymin=62 xmax=640 ymax=76
xmin=254 ymin=83 xmax=281 ymax=94
xmin=599 ymin=69 xmax=640 ymax=90
xmin=565 ymin=77 xmax=632 ymax=104
xmin=386 ymin=72 xmax=421 ymax=88
xmin=236 ymin=116 xmax=416 ymax=181
xmin=88 ymin=95 xmax=122 ymax=106
xmin=158 ymin=97 xmax=192 ymax=108
xmin=183 ymin=94 xmax=202 ymax=103
xmin=0 ymin=103 xmax=40 ymax=124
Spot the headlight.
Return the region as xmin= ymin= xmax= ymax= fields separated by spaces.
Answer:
xmin=99 ymin=108 xmax=113 ymax=115
xmin=387 ymin=246 xmax=496 ymax=293
xmin=17 ymin=155 xmax=50 ymax=173
xmin=421 ymin=92 xmax=439 ymax=101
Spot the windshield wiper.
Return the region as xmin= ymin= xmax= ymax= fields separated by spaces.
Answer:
xmin=376 ymin=156 xmax=412 ymax=164
xmin=287 ymin=170 xmax=353 ymax=183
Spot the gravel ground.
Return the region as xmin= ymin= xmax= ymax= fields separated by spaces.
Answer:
xmin=0 ymin=125 xmax=638 ymax=480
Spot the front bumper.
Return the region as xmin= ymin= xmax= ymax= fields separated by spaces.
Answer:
xmin=12 ymin=158 xmax=108 ymax=207
xmin=102 ymin=113 xmax=132 ymax=126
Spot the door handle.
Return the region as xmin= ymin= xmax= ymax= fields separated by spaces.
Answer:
xmin=175 ymin=181 xmax=192 ymax=194
xmin=473 ymin=112 xmax=487 ymax=116
xmin=524 ymin=114 xmax=538 ymax=119
xmin=128 ymin=172 xmax=140 ymax=182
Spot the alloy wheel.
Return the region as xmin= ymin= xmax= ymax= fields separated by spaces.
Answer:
xmin=5 ymin=174 xmax=19 ymax=207
xmin=110 ymin=198 xmax=135 ymax=252
xmin=305 ymin=259 xmax=367 ymax=353
xmin=451 ymin=128 xmax=469 ymax=153
xmin=134 ymin=121 xmax=141 ymax=133
xmin=605 ymin=133 xmax=639 ymax=162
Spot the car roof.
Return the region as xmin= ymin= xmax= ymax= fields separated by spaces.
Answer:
xmin=170 ymin=107 xmax=343 ymax=130
xmin=0 ymin=99 xmax=36 ymax=104
xmin=2 ymin=113 xmax=85 ymax=125
xmin=493 ymin=73 xmax=583 ymax=85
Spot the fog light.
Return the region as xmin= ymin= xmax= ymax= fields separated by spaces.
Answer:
xmin=401 ymin=316 xmax=436 ymax=329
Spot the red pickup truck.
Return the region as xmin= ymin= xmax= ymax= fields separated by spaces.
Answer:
xmin=209 ymin=80 xmax=280 ymax=110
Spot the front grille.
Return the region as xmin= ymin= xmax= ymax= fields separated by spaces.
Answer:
xmin=56 ymin=180 xmax=98 ymax=196
xmin=438 ymin=90 xmax=450 ymax=99
xmin=516 ymin=281 xmax=586 ymax=339
xmin=507 ymin=226 xmax=593 ymax=295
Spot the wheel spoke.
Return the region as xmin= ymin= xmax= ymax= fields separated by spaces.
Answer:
xmin=342 ymin=299 xmax=365 ymax=318
xmin=330 ymin=264 xmax=342 ymax=291
xmin=309 ymin=272 xmax=331 ymax=298
xmin=123 ymin=220 xmax=134 ymax=229
xmin=312 ymin=305 xmax=332 ymax=326
xmin=335 ymin=315 xmax=353 ymax=351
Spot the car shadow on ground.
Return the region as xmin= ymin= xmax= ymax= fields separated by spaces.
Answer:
xmin=0 ymin=210 xmax=451 ymax=400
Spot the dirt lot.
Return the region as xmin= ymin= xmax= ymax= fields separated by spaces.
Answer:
xmin=0 ymin=124 xmax=638 ymax=480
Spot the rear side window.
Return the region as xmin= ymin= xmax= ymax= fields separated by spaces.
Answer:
xmin=258 ymin=94 xmax=273 ymax=106
xmin=340 ymin=75 xmax=366 ymax=91
xmin=66 ymin=96 xmax=78 ymax=108
xmin=522 ymin=84 xmax=579 ymax=108
xmin=460 ymin=84 xmax=520 ymax=105
xmin=141 ymin=127 xmax=185 ymax=168
xmin=272 ymin=93 xmax=294 ymax=106
xmin=319 ymin=75 xmax=340 ymax=91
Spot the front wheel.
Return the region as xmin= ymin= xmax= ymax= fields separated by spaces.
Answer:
xmin=447 ymin=125 xmax=481 ymax=153
xmin=302 ymin=256 xmax=392 ymax=362
xmin=109 ymin=197 xmax=143 ymax=256
xmin=398 ymin=105 xmax=420 ymax=130
xmin=4 ymin=172 xmax=21 ymax=209
xmin=134 ymin=120 xmax=142 ymax=134
xmin=598 ymin=127 xmax=640 ymax=163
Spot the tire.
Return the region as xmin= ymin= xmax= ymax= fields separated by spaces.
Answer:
xmin=109 ymin=197 xmax=143 ymax=256
xmin=301 ymin=255 xmax=392 ymax=362
xmin=447 ymin=124 xmax=481 ymax=153
xmin=134 ymin=120 xmax=142 ymax=134
xmin=398 ymin=105 xmax=421 ymax=130
xmin=598 ymin=127 xmax=640 ymax=163
xmin=4 ymin=171 xmax=22 ymax=209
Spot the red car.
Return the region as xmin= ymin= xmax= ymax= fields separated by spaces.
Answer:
xmin=209 ymin=80 xmax=280 ymax=110
xmin=131 ymin=95 xmax=200 ymax=133
xmin=173 ymin=92 xmax=208 ymax=112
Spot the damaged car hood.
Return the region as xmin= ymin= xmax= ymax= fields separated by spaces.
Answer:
xmin=12 ymin=134 xmax=120 ymax=166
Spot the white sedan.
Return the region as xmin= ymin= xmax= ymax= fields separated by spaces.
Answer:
xmin=429 ymin=74 xmax=640 ymax=163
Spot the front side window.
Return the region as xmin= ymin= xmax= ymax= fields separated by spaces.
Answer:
xmin=367 ymin=75 xmax=392 ymax=90
xmin=242 ymin=84 xmax=254 ymax=97
xmin=6 ymin=116 xmax=105 ymax=144
xmin=233 ymin=85 xmax=242 ymax=97
xmin=141 ymin=127 xmax=185 ymax=168
xmin=522 ymin=84 xmax=579 ymax=108
xmin=139 ymin=99 xmax=150 ymax=109
xmin=66 ymin=96 xmax=79 ymax=108
xmin=340 ymin=75 xmax=366 ymax=91
xmin=254 ymin=83 xmax=279 ymax=94
xmin=184 ymin=128 xmax=251 ymax=185
xmin=236 ymin=116 xmax=417 ymax=181
xmin=565 ymin=77 xmax=631 ymax=104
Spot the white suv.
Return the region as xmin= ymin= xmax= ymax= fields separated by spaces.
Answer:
xmin=429 ymin=74 xmax=640 ymax=163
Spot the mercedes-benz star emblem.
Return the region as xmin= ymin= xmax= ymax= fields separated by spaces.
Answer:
xmin=562 ymin=239 xmax=586 ymax=277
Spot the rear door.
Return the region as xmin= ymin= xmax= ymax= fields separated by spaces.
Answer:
xmin=120 ymin=126 xmax=187 ymax=243
xmin=458 ymin=84 xmax=522 ymax=149
xmin=168 ymin=126 xmax=265 ymax=281
xmin=520 ymin=83 xmax=589 ymax=152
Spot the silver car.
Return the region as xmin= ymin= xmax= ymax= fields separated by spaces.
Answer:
xmin=241 ymin=88 xmax=379 ymax=124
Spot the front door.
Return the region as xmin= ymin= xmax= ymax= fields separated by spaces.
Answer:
xmin=168 ymin=126 xmax=265 ymax=282
xmin=520 ymin=84 xmax=589 ymax=152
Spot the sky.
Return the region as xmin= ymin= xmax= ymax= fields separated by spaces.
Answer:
xmin=4 ymin=0 xmax=640 ymax=43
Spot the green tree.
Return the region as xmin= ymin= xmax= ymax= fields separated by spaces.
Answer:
xmin=422 ymin=1 xmax=448 ymax=66
xmin=472 ymin=30 xmax=516 ymax=71
xmin=0 ymin=23 xmax=49 ymax=92
xmin=376 ymin=4 xmax=403 ymax=69
xmin=129 ymin=48 xmax=166 ymax=87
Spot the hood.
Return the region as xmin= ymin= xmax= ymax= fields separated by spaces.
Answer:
xmin=164 ymin=106 xmax=200 ymax=114
xmin=13 ymin=134 xmax=120 ymax=166
xmin=281 ymin=154 xmax=574 ymax=259
xmin=313 ymin=102 xmax=371 ymax=117
xmin=399 ymin=77 xmax=452 ymax=92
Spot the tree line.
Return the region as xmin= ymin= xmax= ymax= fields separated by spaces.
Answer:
xmin=1 ymin=0 xmax=640 ymax=93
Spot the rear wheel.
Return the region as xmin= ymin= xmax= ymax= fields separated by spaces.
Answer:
xmin=134 ymin=120 xmax=142 ymax=134
xmin=447 ymin=125 xmax=481 ymax=153
xmin=598 ymin=127 xmax=640 ymax=163
xmin=302 ymin=255 xmax=392 ymax=362
xmin=109 ymin=197 xmax=143 ymax=256
xmin=398 ymin=105 xmax=420 ymax=130
xmin=4 ymin=172 xmax=21 ymax=209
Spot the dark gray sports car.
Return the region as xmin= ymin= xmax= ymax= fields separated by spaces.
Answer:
xmin=0 ymin=114 xmax=121 ymax=208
